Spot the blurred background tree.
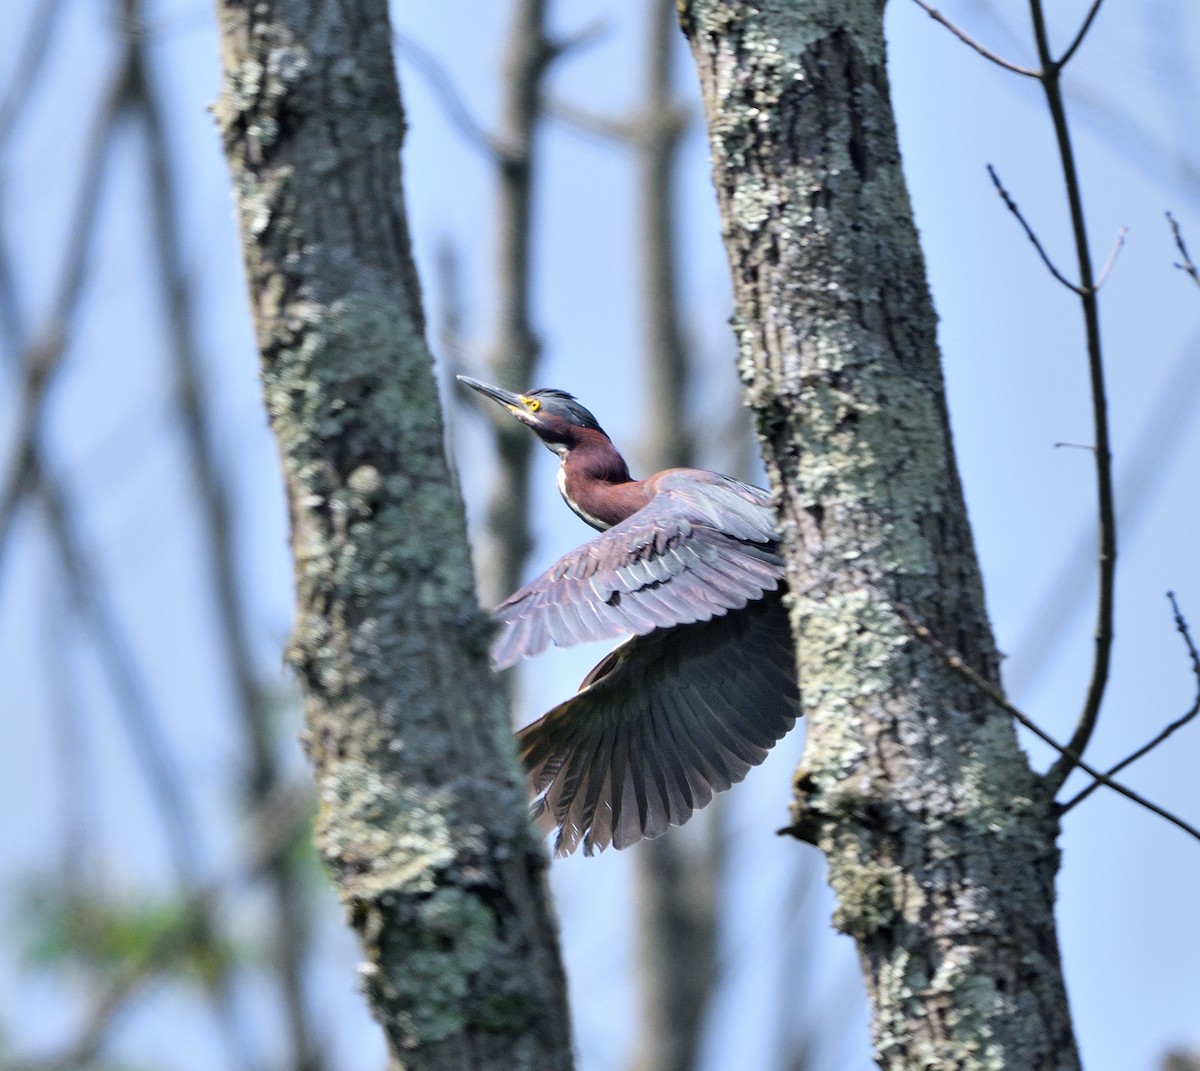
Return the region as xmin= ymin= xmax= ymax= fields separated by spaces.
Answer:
xmin=1 ymin=1 xmax=1198 ymax=1069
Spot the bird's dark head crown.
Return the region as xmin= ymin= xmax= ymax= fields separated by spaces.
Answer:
xmin=456 ymin=376 xmax=609 ymax=447
xmin=521 ymin=388 xmax=603 ymax=432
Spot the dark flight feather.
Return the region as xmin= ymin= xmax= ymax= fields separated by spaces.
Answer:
xmin=519 ymin=589 xmax=799 ymax=856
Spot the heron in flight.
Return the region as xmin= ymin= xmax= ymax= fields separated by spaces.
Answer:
xmin=459 ymin=376 xmax=800 ymax=856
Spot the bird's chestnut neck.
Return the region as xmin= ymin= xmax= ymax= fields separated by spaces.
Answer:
xmin=555 ymin=429 xmax=646 ymax=531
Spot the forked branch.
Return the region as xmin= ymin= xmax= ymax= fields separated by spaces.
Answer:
xmin=1062 ymin=593 xmax=1200 ymax=812
xmin=908 ymin=1 xmax=1039 ymax=78
xmin=1168 ymin=211 xmax=1200 ymax=290
xmin=899 ymin=609 xmax=1200 ymax=845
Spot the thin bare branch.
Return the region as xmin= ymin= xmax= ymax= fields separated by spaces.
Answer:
xmin=1094 ymin=225 xmax=1128 ymax=290
xmin=1009 ymin=333 xmax=1200 ymax=694
xmin=1055 ymin=0 xmax=1106 ymax=72
xmin=0 ymin=330 xmax=66 ymax=556
xmin=33 ymin=452 xmax=261 ymax=1070
xmin=545 ymin=97 xmax=636 ymax=144
xmin=986 ymin=164 xmax=1082 ymax=294
xmin=8 ymin=781 xmax=312 ymax=1071
xmin=908 ymin=0 xmax=1040 ymax=78
xmin=545 ymin=18 xmax=610 ymax=62
xmin=0 ymin=28 xmax=258 ymax=1071
xmin=0 ymin=23 xmax=210 ymax=892
xmin=634 ymin=0 xmax=692 ymax=476
xmin=0 ymin=48 xmax=135 ymax=573
xmin=43 ymin=574 xmax=93 ymax=883
xmin=1062 ymin=593 xmax=1200 ymax=812
xmin=1029 ymin=0 xmax=1119 ymax=794
xmin=899 ymin=608 xmax=1200 ymax=844
xmin=0 ymin=0 xmax=69 ymax=148
xmin=392 ymin=32 xmax=504 ymax=161
xmin=1168 ymin=212 xmax=1200 ymax=290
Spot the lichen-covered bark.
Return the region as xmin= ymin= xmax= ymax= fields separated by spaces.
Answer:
xmin=679 ymin=2 xmax=1080 ymax=1068
xmin=212 ymin=2 xmax=572 ymax=1067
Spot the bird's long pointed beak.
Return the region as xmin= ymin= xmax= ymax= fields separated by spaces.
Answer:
xmin=456 ymin=374 xmax=527 ymax=413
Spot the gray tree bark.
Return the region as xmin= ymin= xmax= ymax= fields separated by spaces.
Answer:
xmin=212 ymin=1 xmax=573 ymax=1067
xmin=680 ymin=2 xmax=1081 ymax=1068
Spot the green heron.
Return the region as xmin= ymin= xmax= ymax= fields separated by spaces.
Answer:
xmin=459 ymin=375 xmax=800 ymax=856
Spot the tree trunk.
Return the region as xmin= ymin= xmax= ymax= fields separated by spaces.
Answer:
xmin=212 ymin=1 xmax=573 ymax=1067
xmin=679 ymin=2 xmax=1081 ymax=1067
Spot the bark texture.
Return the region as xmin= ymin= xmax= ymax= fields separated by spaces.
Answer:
xmin=680 ymin=2 xmax=1081 ymax=1068
xmin=212 ymin=2 xmax=573 ymax=1067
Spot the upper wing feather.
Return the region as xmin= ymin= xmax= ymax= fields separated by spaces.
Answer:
xmin=490 ymin=472 xmax=783 ymax=670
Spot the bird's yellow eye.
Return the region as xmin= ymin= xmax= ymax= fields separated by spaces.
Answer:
xmin=524 ymin=397 xmax=541 ymax=412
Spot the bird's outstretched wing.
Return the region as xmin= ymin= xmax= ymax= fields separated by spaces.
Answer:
xmin=517 ymin=589 xmax=800 ymax=856
xmin=491 ymin=472 xmax=783 ymax=670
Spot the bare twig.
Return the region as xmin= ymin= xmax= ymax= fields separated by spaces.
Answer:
xmin=1061 ymin=593 xmax=1200 ymax=812
xmin=1028 ymin=0 xmax=1119 ymax=794
xmin=545 ymin=18 xmax=610 ymax=62
xmin=392 ymin=32 xmax=504 ymax=161
xmin=0 ymin=48 xmax=135 ymax=574
xmin=0 ymin=330 xmax=66 ymax=557
xmin=545 ymin=98 xmax=636 ymax=144
xmin=0 ymin=0 xmax=68 ymax=148
xmin=908 ymin=0 xmax=1039 ymax=78
xmin=899 ymin=609 xmax=1200 ymax=844
xmin=8 ymin=781 xmax=312 ymax=1071
xmin=1167 ymin=212 xmax=1200 ymax=290
xmin=986 ymin=164 xmax=1081 ymax=294
xmin=1094 ymin=225 xmax=1129 ymax=290
xmin=0 ymin=22 xmax=257 ymax=1070
xmin=43 ymin=575 xmax=93 ymax=882
xmin=0 ymin=17 xmax=210 ymax=904
xmin=1008 ymin=333 xmax=1200 ymax=694
xmin=1055 ymin=0 xmax=1106 ymax=72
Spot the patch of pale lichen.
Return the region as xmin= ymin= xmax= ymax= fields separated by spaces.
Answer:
xmin=261 ymin=291 xmax=477 ymax=612
xmin=873 ymin=947 xmax=920 ymax=1058
xmin=357 ymin=885 xmax=539 ymax=1050
xmin=317 ymin=760 xmax=456 ymax=900
xmin=872 ymin=951 xmax=1006 ymax=1070
xmin=795 ymin=591 xmax=905 ymax=700
xmin=785 ymin=365 xmax=947 ymax=579
xmin=828 ymin=851 xmax=902 ymax=938
xmin=924 ymin=959 xmax=1008 ymax=1071
xmin=957 ymin=716 xmax=1037 ymax=840
xmin=865 ymin=866 xmax=1046 ymax=1071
